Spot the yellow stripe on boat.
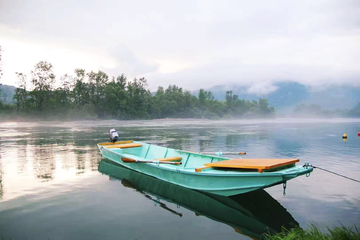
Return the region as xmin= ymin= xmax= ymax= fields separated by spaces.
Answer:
xmin=98 ymin=140 xmax=134 ymax=146
xmin=105 ymin=143 xmax=142 ymax=149
xmin=204 ymin=159 xmax=299 ymax=173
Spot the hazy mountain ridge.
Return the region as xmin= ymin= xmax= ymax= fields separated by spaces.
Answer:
xmin=199 ymin=82 xmax=360 ymax=113
xmin=0 ymin=84 xmax=16 ymax=104
xmin=348 ymin=102 xmax=360 ymax=117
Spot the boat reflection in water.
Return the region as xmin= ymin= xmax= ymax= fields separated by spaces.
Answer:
xmin=98 ymin=160 xmax=299 ymax=239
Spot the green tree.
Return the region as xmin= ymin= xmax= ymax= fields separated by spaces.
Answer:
xmin=30 ymin=61 xmax=55 ymax=112
xmin=13 ymin=72 xmax=28 ymax=111
xmin=72 ymin=69 xmax=90 ymax=108
xmin=153 ymin=86 xmax=166 ymax=118
xmin=225 ymin=90 xmax=233 ymax=107
xmin=53 ymin=74 xmax=72 ymax=111
xmin=87 ymin=70 xmax=108 ymax=108
xmin=116 ymin=74 xmax=127 ymax=89
xmin=127 ymin=77 xmax=151 ymax=118
xmin=198 ymin=89 xmax=215 ymax=108
xmin=198 ymin=89 xmax=207 ymax=107
xmin=103 ymin=75 xmax=129 ymax=118
xmin=258 ymin=98 xmax=269 ymax=113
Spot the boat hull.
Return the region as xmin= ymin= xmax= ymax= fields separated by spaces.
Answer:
xmin=98 ymin=141 xmax=313 ymax=196
xmin=98 ymin=160 xmax=299 ymax=238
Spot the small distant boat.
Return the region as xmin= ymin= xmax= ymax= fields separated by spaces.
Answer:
xmin=97 ymin=140 xmax=313 ymax=196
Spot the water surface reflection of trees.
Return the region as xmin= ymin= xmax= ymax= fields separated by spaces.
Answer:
xmin=1 ymin=127 xmax=103 ymax=192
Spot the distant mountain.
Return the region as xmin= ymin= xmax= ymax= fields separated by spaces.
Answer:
xmin=199 ymin=82 xmax=360 ymax=113
xmin=348 ymin=102 xmax=360 ymax=117
xmin=0 ymin=84 xmax=16 ymax=104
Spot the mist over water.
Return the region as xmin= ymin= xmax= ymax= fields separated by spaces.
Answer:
xmin=0 ymin=118 xmax=360 ymax=239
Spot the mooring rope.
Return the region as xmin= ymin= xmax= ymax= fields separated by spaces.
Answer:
xmin=310 ymin=165 xmax=360 ymax=184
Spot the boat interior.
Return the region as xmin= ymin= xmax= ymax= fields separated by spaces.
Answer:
xmin=99 ymin=140 xmax=300 ymax=173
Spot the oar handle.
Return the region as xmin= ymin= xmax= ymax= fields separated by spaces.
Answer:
xmin=121 ymin=158 xmax=181 ymax=165
xmin=227 ymin=152 xmax=246 ymax=155
xmin=154 ymin=161 xmax=182 ymax=165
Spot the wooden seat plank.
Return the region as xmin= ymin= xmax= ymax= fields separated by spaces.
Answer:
xmin=99 ymin=140 xmax=134 ymax=146
xmin=105 ymin=143 xmax=142 ymax=149
xmin=204 ymin=158 xmax=299 ymax=173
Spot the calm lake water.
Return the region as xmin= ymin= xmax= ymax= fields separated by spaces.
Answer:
xmin=0 ymin=119 xmax=360 ymax=240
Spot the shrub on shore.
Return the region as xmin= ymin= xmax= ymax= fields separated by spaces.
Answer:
xmin=264 ymin=224 xmax=360 ymax=240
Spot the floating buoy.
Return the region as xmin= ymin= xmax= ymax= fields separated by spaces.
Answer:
xmin=342 ymin=133 xmax=347 ymax=139
xmin=358 ymin=132 xmax=360 ymax=137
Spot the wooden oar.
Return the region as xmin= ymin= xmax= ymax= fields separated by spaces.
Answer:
xmin=154 ymin=157 xmax=182 ymax=162
xmin=195 ymin=166 xmax=212 ymax=172
xmin=121 ymin=157 xmax=182 ymax=165
xmin=179 ymin=150 xmax=246 ymax=156
xmin=201 ymin=152 xmax=246 ymax=155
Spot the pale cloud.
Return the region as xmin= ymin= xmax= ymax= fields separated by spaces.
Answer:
xmin=104 ymin=46 xmax=158 ymax=77
xmin=0 ymin=29 xmax=115 ymax=88
xmin=0 ymin=0 xmax=359 ymax=93
xmin=246 ymin=82 xmax=278 ymax=95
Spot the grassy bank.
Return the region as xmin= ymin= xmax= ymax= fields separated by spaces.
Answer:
xmin=264 ymin=224 xmax=360 ymax=240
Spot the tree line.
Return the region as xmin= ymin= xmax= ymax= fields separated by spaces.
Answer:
xmin=0 ymin=61 xmax=275 ymax=120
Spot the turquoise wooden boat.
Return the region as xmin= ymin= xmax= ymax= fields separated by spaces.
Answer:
xmin=98 ymin=160 xmax=299 ymax=238
xmin=97 ymin=140 xmax=313 ymax=196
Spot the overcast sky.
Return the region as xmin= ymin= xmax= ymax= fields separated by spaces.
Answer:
xmin=0 ymin=0 xmax=359 ymax=93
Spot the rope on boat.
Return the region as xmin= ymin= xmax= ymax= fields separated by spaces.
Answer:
xmin=308 ymin=165 xmax=360 ymax=184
